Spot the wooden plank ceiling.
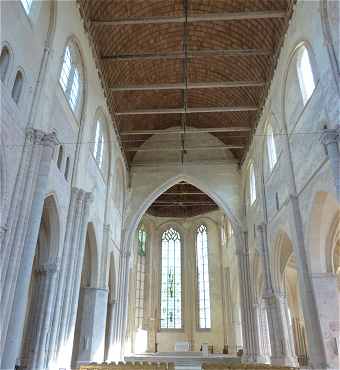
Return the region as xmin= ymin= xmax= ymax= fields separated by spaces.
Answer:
xmin=78 ymin=0 xmax=294 ymax=166
xmin=147 ymin=181 xmax=218 ymax=217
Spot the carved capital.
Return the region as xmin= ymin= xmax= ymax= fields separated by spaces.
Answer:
xmin=320 ymin=128 xmax=340 ymax=148
xmin=36 ymin=259 xmax=59 ymax=274
xmin=42 ymin=131 xmax=59 ymax=149
xmin=25 ymin=128 xmax=45 ymax=145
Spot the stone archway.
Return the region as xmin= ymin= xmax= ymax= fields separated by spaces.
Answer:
xmin=20 ymin=195 xmax=60 ymax=370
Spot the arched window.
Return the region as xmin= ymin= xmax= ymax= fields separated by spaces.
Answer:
xmin=59 ymin=42 xmax=82 ymax=112
xmin=266 ymin=124 xmax=277 ymax=171
xmin=249 ymin=162 xmax=256 ymax=205
xmin=64 ymin=157 xmax=70 ymax=181
xmin=297 ymin=46 xmax=315 ymax=104
xmin=0 ymin=47 xmax=10 ymax=82
xmin=12 ymin=71 xmax=23 ymax=104
xmin=57 ymin=145 xmax=63 ymax=169
xmin=196 ymin=224 xmax=211 ymax=329
xmin=160 ymin=227 xmax=182 ymax=329
xmin=135 ymin=225 xmax=147 ymax=329
xmin=20 ymin=0 xmax=33 ymax=14
xmin=93 ymin=120 xmax=104 ymax=169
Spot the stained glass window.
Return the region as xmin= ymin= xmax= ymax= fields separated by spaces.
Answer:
xmin=160 ymin=227 xmax=182 ymax=329
xmin=135 ymin=225 xmax=147 ymax=329
xmin=196 ymin=224 xmax=211 ymax=329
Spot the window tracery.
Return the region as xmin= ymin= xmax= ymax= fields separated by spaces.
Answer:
xmin=160 ymin=227 xmax=182 ymax=329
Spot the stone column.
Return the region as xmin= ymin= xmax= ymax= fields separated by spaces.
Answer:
xmin=256 ymin=223 xmax=297 ymax=366
xmin=73 ymin=287 xmax=109 ymax=368
xmin=311 ymin=273 xmax=340 ymax=369
xmin=110 ymin=250 xmax=130 ymax=360
xmin=0 ymin=130 xmax=58 ymax=369
xmin=236 ymin=232 xmax=263 ymax=363
xmin=61 ymin=191 xmax=93 ymax=367
xmin=254 ymin=300 xmax=271 ymax=363
xmin=46 ymin=189 xmax=92 ymax=370
xmin=287 ymin=194 xmax=328 ymax=368
xmin=27 ymin=260 xmax=59 ymax=370
xmin=320 ymin=127 xmax=340 ymax=201
xmin=225 ymin=268 xmax=236 ymax=354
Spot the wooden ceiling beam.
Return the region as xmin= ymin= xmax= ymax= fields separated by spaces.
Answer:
xmin=110 ymin=80 xmax=266 ymax=91
xmin=91 ymin=10 xmax=286 ymax=26
xmin=120 ymin=127 xmax=251 ymax=135
xmin=101 ymin=48 xmax=272 ymax=61
xmin=117 ymin=106 xmax=257 ymax=115
xmin=124 ymin=145 xmax=244 ymax=152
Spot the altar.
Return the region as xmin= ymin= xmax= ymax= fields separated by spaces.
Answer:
xmin=124 ymin=352 xmax=240 ymax=370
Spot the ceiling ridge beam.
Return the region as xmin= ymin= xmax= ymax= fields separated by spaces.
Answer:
xmin=91 ymin=10 xmax=286 ymax=26
xmin=101 ymin=48 xmax=272 ymax=61
xmin=116 ymin=106 xmax=257 ymax=115
xmin=125 ymin=145 xmax=245 ymax=152
xmin=110 ymin=80 xmax=266 ymax=91
xmin=120 ymin=127 xmax=251 ymax=135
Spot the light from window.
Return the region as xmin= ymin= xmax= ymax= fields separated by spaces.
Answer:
xmin=21 ymin=0 xmax=33 ymax=14
xmin=135 ymin=225 xmax=147 ymax=329
xmin=59 ymin=47 xmax=72 ymax=92
xmin=59 ymin=44 xmax=81 ymax=112
xmin=266 ymin=124 xmax=277 ymax=171
xmin=196 ymin=224 xmax=211 ymax=329
xmin=249 ymin=162 xmax=256 ymax=205
xmin=69 ymin=68 xmax=80 ymax=111
xmin=160 ymin=227 xmax=182 ymax=329
xmin=93 ymin=120 xmax=104 ymax=169
xmin=0 ymin=47 xmax=10 ymax=82
xmin=297 ymin=47 xmax=315 ymax=104
xmin=12 ymin=71 xmax=23 ymax=104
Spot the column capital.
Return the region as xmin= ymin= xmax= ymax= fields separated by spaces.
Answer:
xmin=36 ymin=259 xmax=59 ymax=274
xmin=42 ymin=131 xmax=59 ymax=149
xmin=319 ymin=127 xmax=340 ymax=147
xmin=256 ymin=222 xmax=266 ymax=234
xmin=25 ymin=128 xmax=45 ymax=145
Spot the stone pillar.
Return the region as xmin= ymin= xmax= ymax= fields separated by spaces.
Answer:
xmin=320 ymin=127 xmax=340 ymax=201
xmin=287 ymin=194 xmax=328 ymax=368
xmin=46 ymin=189 xmax=92 ymax=370
xmin=255 ymin=300 xmax=271 ymax=363
xmin=236 ymin=232 xmax=263 ymax=363
xmin=0 ymin=129 xmax=58 ymax=369
xmin=225 ymin=268 xmax=236 ymax=354
xmin=73 ymin=287 xmax=109 ymax=368
xmin=256 ymin=223 xmax=297 ymax=366
xmin=27 ymin=261 xmax=59 ymax=370
xmin=232 ymin=303 xmax=243 ymax=353
xmin=109 ymin=250 xmax=130 ymax=360
xmin=311 ymin=273 xmax=340 ymax=369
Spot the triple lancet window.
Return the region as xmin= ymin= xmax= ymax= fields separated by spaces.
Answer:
xmin=196 ymin=224 xmax=211 ymax=329
xmin=160 ymin=227 xmax=182 ymax=329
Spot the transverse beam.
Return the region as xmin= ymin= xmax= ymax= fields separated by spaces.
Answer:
xmin=116 ymin=106 xmax=257 ymax=116
xmin=124 ymin=145 xmax=245 ymax=152
xmin=91 ymin=10 xmax=286 ymax=26
xmin=111 ymin=80 xmax=266 ymax=92
xmin=101 ymin=48 xmax=272 ymax=61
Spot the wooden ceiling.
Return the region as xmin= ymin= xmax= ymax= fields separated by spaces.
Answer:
xmin=78 ymin=0 xmax=294 ymax=165
xmin=147 ymin=182 xmax=218 ymax=217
